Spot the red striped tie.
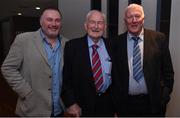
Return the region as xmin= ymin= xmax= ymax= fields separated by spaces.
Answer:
xmin=92 ymin=44 xmax=103 ymax=92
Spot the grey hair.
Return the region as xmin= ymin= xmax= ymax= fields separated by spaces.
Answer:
xmin=124 ymin=3 xmax=145 ymax=18
xmin=85 ymin=10 xmax=106 ymax=23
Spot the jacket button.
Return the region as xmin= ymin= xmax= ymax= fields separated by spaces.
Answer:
xmin=49 ymin=75 xmax=52 ymax=78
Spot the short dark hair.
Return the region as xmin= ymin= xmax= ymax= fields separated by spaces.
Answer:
xmin=40 ymin=7 xmax=62 ymax=18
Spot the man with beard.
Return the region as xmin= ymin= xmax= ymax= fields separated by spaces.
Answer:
xmin=1 ymin=8 xmax=69 ymax=116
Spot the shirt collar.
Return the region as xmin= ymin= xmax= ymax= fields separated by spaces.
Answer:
xmin=40 ymin=28 xmax=61 ymax=45
xmin=87 ymin=36 xmax=103 ymax=48
xmin=128 ymin=29 xmax=144 ymax=41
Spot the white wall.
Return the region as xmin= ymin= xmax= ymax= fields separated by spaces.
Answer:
xmin=101 ymin=0 xmax=107 ymax=37
xmin=141 ymin=0 xmax=157 ymax=30
xmin=118 ymin=0 xmax=129 ymax=34
xmin=58 ymin=0 xmax=90 ymax=39
xmin=166 ymin=0 xmax=180 ymax=116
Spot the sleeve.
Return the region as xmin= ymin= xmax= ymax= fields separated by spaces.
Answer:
xmin=61 ymin=41 xmax=77 ymax=108
xmin=160 ymin=33 xmax=174 ymax=104
xmin=1 ymin=34 xmax=32 ymax=98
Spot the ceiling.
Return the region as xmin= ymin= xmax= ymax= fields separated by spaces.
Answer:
xmin=0 ymin=0 xmax=58 ymax=20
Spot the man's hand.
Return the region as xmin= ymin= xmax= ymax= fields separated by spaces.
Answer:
xmin=66 ymin=103 xmax=81 ymax=117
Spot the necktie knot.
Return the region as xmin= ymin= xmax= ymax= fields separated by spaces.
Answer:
xmin=132 ymin=36 xmax=140 ymax=41
xmin=132 ymin=37 xmax=140 ymax=46
xmin=92 ymin=44 xmax=98 ymax=50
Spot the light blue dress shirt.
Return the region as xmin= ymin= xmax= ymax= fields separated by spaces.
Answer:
xmin=87 ymin=36 xmax=112 ymax=93
xmin=40 ymin=30 xmax=62 ymax=115
xmin=127 ymin=30 xmax=148 ymax=95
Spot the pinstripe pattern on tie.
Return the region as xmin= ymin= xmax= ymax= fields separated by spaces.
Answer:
xmin=132 ymin=37 xmax=143 ymax=82
xmin=92 ymin=44 xmax=103 ymax=92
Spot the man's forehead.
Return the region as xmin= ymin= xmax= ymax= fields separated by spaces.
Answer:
xmin=89 ymin=14 xmax=104 ymax=20
xmin=44 ymin=10 xmax=58 ymax=14
xmin=127 ymin=8 xmax=142 ymax=14
xmin=129 ymin=7 xmax=141 ymax=11
xmin=42 ymin=11 xmax=61 ymax=18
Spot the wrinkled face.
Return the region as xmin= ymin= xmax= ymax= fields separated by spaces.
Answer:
xmin=40 ymin=9 xmax=62 ymax=39
xmin=125 ymin=7 xmax=144 ymax=36
xmin=84 ymin=12 xmax=106 ymax=42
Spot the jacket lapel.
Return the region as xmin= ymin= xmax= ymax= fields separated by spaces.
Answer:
xmin=104 ymin=38 xmax=113 ymax=60
xmin=33 ymin=29 xmax=50 ymax=67
xmin=60 ymin=36 xmax=69 ymax=71
xmin=143 ymin=29 xmax=151 ymax=85
xmin=143 ymin=29 xmax=153 ymax=69
xmin=81 ymin=36 xmax=96 ymax=91
xmin=121 ymin=32 xmax=130 ymax=94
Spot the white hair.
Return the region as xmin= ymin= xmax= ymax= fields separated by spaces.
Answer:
xmin=124 ymin=3 xmax=145 ymax=18
xmin=85 ymin=10 xmax=106 ymax=23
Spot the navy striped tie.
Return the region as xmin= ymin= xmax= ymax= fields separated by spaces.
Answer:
xmin=132 ymin=37 xmax=143 ymax=82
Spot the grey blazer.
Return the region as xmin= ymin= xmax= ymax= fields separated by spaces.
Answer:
xmin=1 ymin=29 xmax=69 ymax=116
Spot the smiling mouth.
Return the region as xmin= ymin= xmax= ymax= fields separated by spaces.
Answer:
xmin=50 ymin=28 xmax=58 ymax=31
xmin=92 ymin=30 xmax=100 ymax=32
xmin=131 ymin=25 xmax=138 ymax=28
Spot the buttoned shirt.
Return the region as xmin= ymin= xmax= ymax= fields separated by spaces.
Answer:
xmin=127 ymin=29 xmax=148 ymax=95
xmin=87 ymin=36 xmax=112 ymax=93
xmin=41 ymin=29 xmax=62 ymax=115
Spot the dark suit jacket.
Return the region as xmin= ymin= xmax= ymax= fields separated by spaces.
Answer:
xmin=62 ymin=35 xmax=115 ymax=116
xmin=113 ymin=29 xmax=174 ymax=114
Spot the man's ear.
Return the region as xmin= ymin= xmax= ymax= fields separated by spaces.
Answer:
xmin=84 ymin=23 xmax=87 ymax=31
